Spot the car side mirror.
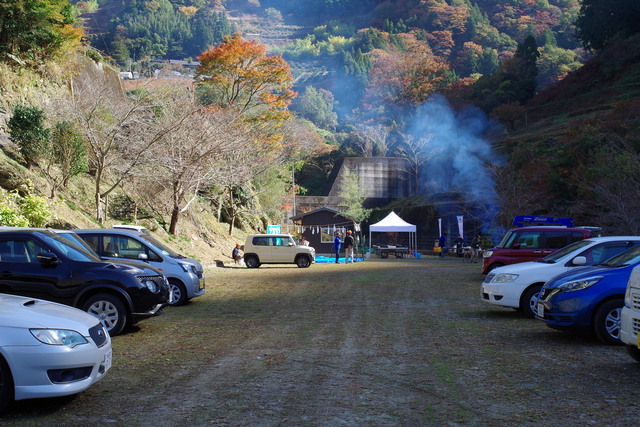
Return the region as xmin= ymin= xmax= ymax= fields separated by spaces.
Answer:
xmin=37 ymin=252 xmax=59 ymax=266
xmin=572 ymin=256 xmax=587 ymax=266
xmin=137 ymin=253 xmax=149 ymax=261
xmin=512 ymin=243 xmax=521 ymax=249
xmin=288 ymin=242 xmax=294 ymax=246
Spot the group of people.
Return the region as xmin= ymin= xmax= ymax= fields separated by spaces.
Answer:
xmin=333 ymin=230 xmax=356 ymax=263
xmin=438 ymin=233 xmax=482 ymax=263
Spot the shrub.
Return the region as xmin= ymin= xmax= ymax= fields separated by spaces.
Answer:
xmin=0 ymin=188 xmax=51 ymax=227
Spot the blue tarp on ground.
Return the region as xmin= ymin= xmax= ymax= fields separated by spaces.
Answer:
xmin=315 ymin=256 xmax=365 ymax=263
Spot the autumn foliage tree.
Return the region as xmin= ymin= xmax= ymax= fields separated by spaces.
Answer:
xmin=195 ymin=33 xmax=296 ymax=148
xmin=0 ymin=0 xmax=82 ymax=65
xmin=364 ymin=38 xmax=454 ymax=107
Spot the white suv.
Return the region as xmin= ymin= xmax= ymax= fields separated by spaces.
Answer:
xmin=243 ymin=234 xmax=315 ymax=268
xmin=481 ymin=237 xmax=640 ymax=318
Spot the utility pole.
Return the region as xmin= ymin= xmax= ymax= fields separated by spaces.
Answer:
xmin=292 ymin=165 xmax=296 ymax=217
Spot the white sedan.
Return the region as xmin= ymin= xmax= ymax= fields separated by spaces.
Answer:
xmin=0 ymin=294 xmax=112 ymax=412
xmin=481 ymin=236 xmax=640 ymax=318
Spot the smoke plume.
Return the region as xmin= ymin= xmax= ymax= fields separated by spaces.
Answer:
xmin=408 ymin=94 xmax=504 ymax=236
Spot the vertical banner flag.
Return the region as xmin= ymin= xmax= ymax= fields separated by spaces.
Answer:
xmin=457 ymin=216 xmax=464 ymax=238
xmin=438 ymin=218 xmax=442 ymax=237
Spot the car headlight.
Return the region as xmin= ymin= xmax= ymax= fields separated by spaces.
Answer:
xmin=143 ymin=279 xmax=159 ymax=293
xmin=30 ymin=329 xmax=88 ymax=348
xmin=491 ymin=273 xmax=519 ymax=283
xmin=557 ymin=276 xmax=604 ymax=292
xmin=178 ymin=263 xmax=196 ymax=274
xmin=483 ymin=250 xmax=493 ymax=258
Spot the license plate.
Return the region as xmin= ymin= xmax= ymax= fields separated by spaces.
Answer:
xmin=199 ymin=278 xmax=205 ymax=290
xmin=537 ymin=303 xmax=544 ymax=318
xmin=104 ymin=350 xmax=113 ymax=372
xmin=637 ymin=333 xmax=640 ymax=349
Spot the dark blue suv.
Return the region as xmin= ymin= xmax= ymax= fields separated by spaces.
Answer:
xmin=537 ymin=244 xmax=640 ymax=344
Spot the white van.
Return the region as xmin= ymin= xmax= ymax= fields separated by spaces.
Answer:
xmin=74 ymin=227 xmax=205 ymax=306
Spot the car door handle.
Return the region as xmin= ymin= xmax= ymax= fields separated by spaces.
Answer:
xmin=1 ymin=270 xmax=13 ymax=277
xmin=533 ymin=250 xmax=542 ymax=253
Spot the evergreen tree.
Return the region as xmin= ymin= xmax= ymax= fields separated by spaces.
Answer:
xmin=7 ymin=105 xmax=50 ymax=167
xmin=540 ymin=29 xmax=557 ymax=48
xmin=188 ymin=11 xmax=233 ymax=58
xmin=111 ymin=33 xmax=131 ymax=67
xmin=293 ymin=86 xmax=338 ymax=129
xmin=575 ymin=0 xmax=640 ymax=50
xmin=514 ymin=34 xmax=540 ymax=80
xmin=478 ymin=48 xmax=499 ymax=75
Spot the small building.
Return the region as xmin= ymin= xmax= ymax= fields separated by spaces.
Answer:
xmin=290 ymin=208 xmax=354 ymax=254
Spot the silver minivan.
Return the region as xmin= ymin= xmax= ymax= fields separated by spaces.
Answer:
xmin=73 ymin=227 xmax=205 ymax=306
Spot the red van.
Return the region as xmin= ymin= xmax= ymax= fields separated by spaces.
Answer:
xmin=481 ymin=226 xmax=602 ymax=274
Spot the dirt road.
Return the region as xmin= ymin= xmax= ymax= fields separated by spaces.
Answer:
xmin=3 ymin=258 xmax=640 ymax=425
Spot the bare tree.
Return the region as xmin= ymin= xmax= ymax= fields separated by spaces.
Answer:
xmin=58 ymin=61 xmax=191 ymax=223
xmin=214 ymin=119 xmax=316 ymax=235
xmin=394 ymin=132 xmax=440 ymax=187
xmin=356 ymin=124 xmax=391 ymax=157
xmin=143 ymin=103 xmax=250 ymax=235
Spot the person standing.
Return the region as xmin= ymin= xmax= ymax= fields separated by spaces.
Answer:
xmin=470 ymin=234 xmax=482 ymax=263
xmin=300 ymin=237 xmax=310 ymax=246
xmin=333 ymin=232 xmax=342 ymax=263
xmin=455 ymin=235 xmax=465 ymax=258
xmin=438 ymin=233 xmax=446 ymax=258
xmin=232 ymin=243 xmax=242 ymax=264
xmin=344 ymin=230 xmax=355 ymax=263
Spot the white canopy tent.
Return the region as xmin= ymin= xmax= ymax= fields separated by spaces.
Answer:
xmin=369 ymin=211 xmax=417 ymax=254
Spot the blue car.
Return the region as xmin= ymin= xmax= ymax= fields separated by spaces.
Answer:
xmin=536 ymin=244 xmax=640 ymax=344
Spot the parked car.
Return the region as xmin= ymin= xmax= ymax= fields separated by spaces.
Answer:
xmin=620 ymin=266 xmax=640 ymax=362
xmin=482 ymin=237 xmax=640 ymax=318
xmin=536 ymin=245 xmax=640 ymax=344
xmin=0 ymin=229 xmax=169 ymax=335
xmin=55 ymin=229 xmax=169 ymax=281
xmin=620 ymin=266 xmax=640 ymax=361
xmin=73 ymin=227 xmax=205 ymax=306
xmin=482 ymin=226 xmax=601 ymax=274
xmin=243 ymin=234 xmax=315 ymax=268
xmin=0 ymin=293 xmax=111 ymax=412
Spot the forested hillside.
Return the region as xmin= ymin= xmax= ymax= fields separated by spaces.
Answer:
xmin=0 ymin=0 xmax=639 ymax=244
xmin=81 ymin=0 xmax=586 ymax=92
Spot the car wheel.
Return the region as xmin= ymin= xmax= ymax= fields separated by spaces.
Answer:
xmin=296 ymin=255 xmax=311 ymax=268
xmin=593 ymin=299 xmax=623 ymax=345
xmin=627 ymin=345 xmax=640 ymax=362
xmin=245 ymin=255 xmax=260 ymax=268
xmin=520 ymin=284 xmax=542 ymax=319
xmin=168 ymin=280 xmax=187 ymax=306
xmin=82 ymin=294 xmax=127 ymax=336
xmin=0 ymin=356 xmax=13 ymax=413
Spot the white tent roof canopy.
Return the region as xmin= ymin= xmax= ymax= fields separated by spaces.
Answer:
xmin=370 ymin=211 xmax=416 ymax=232
xmin=369 ymin=211 xmax=417 ymax=254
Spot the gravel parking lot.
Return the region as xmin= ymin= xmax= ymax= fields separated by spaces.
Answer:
xmin=3 ymin=258 xmax=640 ymax=425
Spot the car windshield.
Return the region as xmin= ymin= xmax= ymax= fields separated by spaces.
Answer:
xmin=601 ymin=245 xmax=640 ymax=267
xmin=56 ymin=231 xmax=101 ymax=257
xmin=139 ymin=234 xmax=182 ymax=258
xmin=496 ymin=230 xmax=515 ymax=248
xmin=536 ymin=240 xmax=593 ymax=263
xmin=38 ymin=231 xmax=102 ymax=262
